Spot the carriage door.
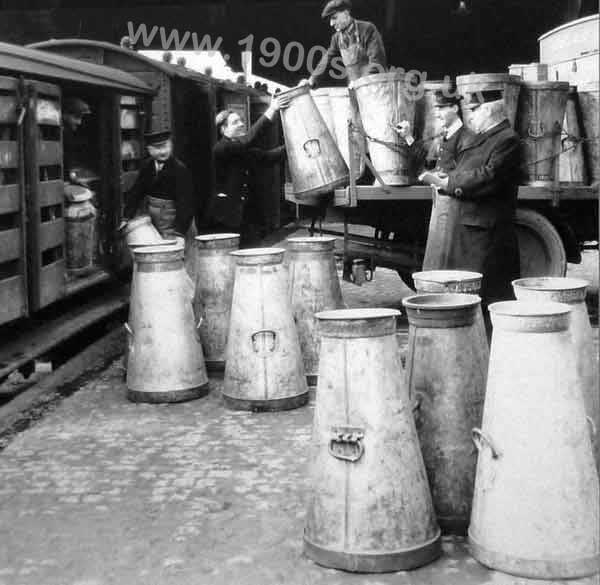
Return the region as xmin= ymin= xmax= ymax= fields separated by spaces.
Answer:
xmin=0 ymin=76 xmax=28 ymax=324
xmin=24 ymin=80 xmax=65 ymax=311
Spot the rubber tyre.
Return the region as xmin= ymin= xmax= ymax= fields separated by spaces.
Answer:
xmin=515 ymin=208 xmax=567 ymax=278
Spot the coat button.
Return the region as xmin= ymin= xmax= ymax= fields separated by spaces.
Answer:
xmin=454 ymin=187 xmax=463 ymax=197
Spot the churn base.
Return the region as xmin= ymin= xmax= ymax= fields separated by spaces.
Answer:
xmin=205 ymin=360 xmax=225 ymax=373
xmin=468 ymin=531 xmax=600 ymax=580
xmin=127 ymin=383 xmax=210 ymax=404
xmin=294 ymin=176 xmax=350 ymax=199
xmin=303 ymin=531 xmax=442 ymax=573
xmin=524 ymin=179 xmax=555 ymax=188
xmin=372 ymin=173 xmax=410 ymax=187
xmin=222 ymin=392 xmax=309 ymax=412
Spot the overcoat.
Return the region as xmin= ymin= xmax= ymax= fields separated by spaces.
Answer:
xmin=441 ymin=119 xmax=521 ymax=305
xmin=210 ymin=115 xmax=284 ymax=230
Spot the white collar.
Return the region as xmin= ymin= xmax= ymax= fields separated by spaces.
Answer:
xmin=445 ymin=118 xmax=463 ymax=139
xmin=155 ymin=160 xmax=165 ymax=171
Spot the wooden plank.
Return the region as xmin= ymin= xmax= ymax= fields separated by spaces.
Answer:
xmin=0 ymin=142 xmax=18 ymax=169
xmin=38 ymin=140 xmax=62 ymax=166
xmin=39 ymin=259 xmax=65 ymax=308
xmin=0 ymin=228 xmax=21 ymax=263
xmin=0 ymin=95 xmax=18 ymax=124
xmin=0 ymin=275 xmax=26 ymax=326
xmin=0 ymin=282 xmax=128 ymax=382
xmin=35 ymin=98 xmax=61 ymax=126
xmin=39 ymin=218 xmax=64 ymax=251
xmin=26 ymin=79 xmax=61 ymax=99
xmin=38 ymin=180 xmax=64 ymax=207
xmin=0 ymin=184 xmax=20 ymax=214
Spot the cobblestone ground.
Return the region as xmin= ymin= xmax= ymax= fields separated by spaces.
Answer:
xmin=0 ymin=229 xmax=598 ymax=585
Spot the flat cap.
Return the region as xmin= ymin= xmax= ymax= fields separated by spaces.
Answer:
xmin=63 ymin=97 xmax=91 ymax=116
xmin=462 ymin=89 xmax=503 ymax=109
xmin=144 ymin=130 xmax=172 ymax=145
xmin=321 ymin=0 xmax=352 ymax=19
xmin=431 ymin=81 xmax=462 ymax=107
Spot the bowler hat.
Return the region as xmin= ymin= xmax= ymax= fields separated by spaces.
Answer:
xmin=321 ymin=0 xmax=352 ymax=19
xmin=462 ymin=89 xmax=503 ymax=109
xmin=144 ymin=130 xmax=172 ymax=146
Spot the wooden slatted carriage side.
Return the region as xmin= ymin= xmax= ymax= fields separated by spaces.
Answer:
xmin=0 ymin=76 xmax=28 ymax=324
xmin=24 ymin=80 xmax=66 ymax=311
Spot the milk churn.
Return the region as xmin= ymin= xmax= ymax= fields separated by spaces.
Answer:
xmin=64 ymin=185 xmax=96 ymax=274
xmin=421 ymin=193 xmax=461 ymax=271
xmin=413 ymin=270 xmax=489 ymax=350
xmin=559 ymin=86 xmax=588 ymax=184
xmin=456 ymin=73 xmax=521 ymax=131
xmin=311 ymin=88 xmax=336 ymax=137
xmin=223 ymin=248 xmax=308 ymax=411
xmin=353 ymin=71 xmax=419 ymax=185
xmin=279 ymin=85 xmax=349 ymax=199
xmin=122 ymin=215 xmax=173 ymax=248
xmin=469 ymin=301 xmax=600 ymax=580
xmin=304 ymin=308 xmax=441 ymax=572
xmin=402 ymin=294 xmax=487 ymax=534
xmin=512 ymin=277 xmax=599 ymax=469
xmin=286 ymin=237 xmax=344 ymax=386
xmin=578 ymin=81 xmax=599 ymax=184
xmin=516 ymin=81 xmax=570 ymax=186
xmin=126 ymin=242 xmax=209 ymax=403
xmin=192 ymin=233 xmax=240 ymax=372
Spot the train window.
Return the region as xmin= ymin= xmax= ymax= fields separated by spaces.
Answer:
xmin=0 ymin=259 xmax=19 ymax=280
xmin=0 ymin=213 xmax=18 ymax=232
xmin=41 ymin=245 xmax=63 ymax=267
xmin=0 ymin=124 xmax=17 ymax=141
xmin=38 ymin=125 xmax=61 ymax=142
xmin=0 ymin=168 xmax=17 ymax=186
xmin=40 ymin=165 xmax=61 ymax=182
xmin=40 ymin=204 xmax=62 ymax=223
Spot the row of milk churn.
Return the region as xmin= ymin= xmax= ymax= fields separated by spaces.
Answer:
xmin=278 ymin=72 xmax=598 ymax=200
xmin=121 ymin=219 xmax=599 ymax=579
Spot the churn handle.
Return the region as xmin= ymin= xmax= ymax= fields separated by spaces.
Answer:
xmin=328 ymin=429 xmax=365 ymax=463
xmin=472 ymin=428 xmax=502 ymax=459
xmin=251 ymin=330 xmax=278 ymax=353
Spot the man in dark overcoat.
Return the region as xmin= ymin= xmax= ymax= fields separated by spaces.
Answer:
xmin=209 ymin=95 xmax=288 ymax=243
xmin=436 ymin=89 xmax=521 ymax=306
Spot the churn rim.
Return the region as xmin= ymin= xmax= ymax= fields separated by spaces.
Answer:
xmin=512 ymin=277 xmax=589 ymax=292
xmin=128 ymin=238 xmax=177 ymax=249
xmin=412 ymin=270 xmax=483 ymax=284
xmin=121 ymin=214 xmax=152 ymax=234
xmin=456 ymin=73 xmax=521 ymax=85
xmin=132 ymin=241 xmax=184 ymax=255
xmin=402 ymin=293 xmax=481 ymax=310
xmin=286 ymin=236 xmax=337 ymax=244
xmin=519 ymin=80 xmax=571 ymax=90
xmin=230 ymin=247 xmax=286 ymax=257
xmin=352 ymin=70 xmax=407 ymax=90
xmin=195 ymin=233 xmax=240 ymax=242
xmin=316 ymin=308 xmax=400 ymax=321
xmin=489 ymin=300 xmax=571 ymax=317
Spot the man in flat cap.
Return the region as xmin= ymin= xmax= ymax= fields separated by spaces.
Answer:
xmin=302 ymin=0 xmax=387 ymax=87
xmin=208 ymin=94 xmax=289 ymax=244
xmin=123 ymin=130 xmax=196 ymax=240
xmin=427 ymin=89 xmax=521 ymax=307
xmin=62 ymin=97 xmax=92 ymax=179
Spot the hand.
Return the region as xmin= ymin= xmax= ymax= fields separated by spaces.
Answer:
xmin=118 ymin=219 xmax=128 ymax=231
xmin=394 ymin=120 xmax=412 ymax=139
xmin=439 ymin=176 xmax=449 ymax=190
xmin=273 ymin=94 xmax=291 ymax=110
xmin=298 ymin=78 xmax=313 ymax=87
xmin=348 ymin=80 xmax=355 ymax=90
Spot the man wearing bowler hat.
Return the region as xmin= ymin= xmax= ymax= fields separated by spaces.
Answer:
xmin=302 ymin=0 xmax=387 ymax=87
xmin=123 ymin=130 xmax=195 ymax=240
xmin=427 ymin=89 xmax=521 ymax=307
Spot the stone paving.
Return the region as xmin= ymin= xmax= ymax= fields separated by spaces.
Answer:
xmin=0 ymin=239 xmax=598 ymax=585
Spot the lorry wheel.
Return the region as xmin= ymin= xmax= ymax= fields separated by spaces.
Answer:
xmin=516 ymin=208 xmax=567 ymax=277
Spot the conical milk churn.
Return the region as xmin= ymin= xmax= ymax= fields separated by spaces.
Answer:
xmin=469 ymin=301 xmax=600 ymax=580
xmin=559 ymin=86 xmax=588 ymax=184
xmin=413 ymin=270 xmax=490 ymax=350
xmin=126 ymin=242 xmax=209 ymax=403
xmin=279 ymin=84 xmax=349 ymax=199
xmin=223 ymin=248 xmax=308 ymax=411
xmin=286 ymin=237 xmax=344 ymax=386
xmin=304 ymin=309 xmax=441 ymax=572
xmin=512 ymin=277 xmax=599 ymax=470
xmin=193 ymin=234 xmax=239 ymax=372
xmin=402 ymin=294 xmax=487 ymax=535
